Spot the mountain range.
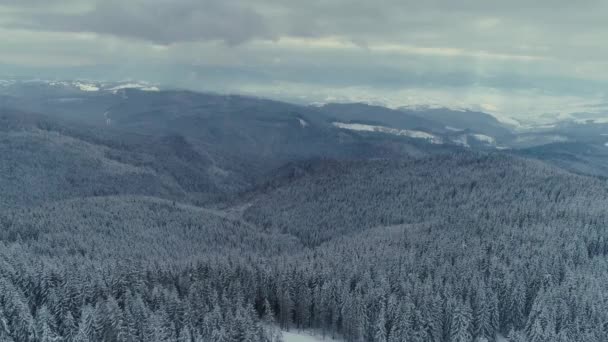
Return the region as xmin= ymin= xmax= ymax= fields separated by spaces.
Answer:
xmin=4 ymin=78 xmax=608 ymax=178
xmin=2 ymin=79 xmax=608 ymax=341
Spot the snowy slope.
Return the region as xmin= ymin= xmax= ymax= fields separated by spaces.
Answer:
xmin=283 ymin=331 xmax=341 ymax=342
xmin=332 ymin=122 xmax=443 ymax=144
xmin=0 ymin=79 xmax=160 ymax=94
xmin=107 ymin=83 xmax=160 ymax=93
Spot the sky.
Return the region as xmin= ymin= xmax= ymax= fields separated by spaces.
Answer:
xmin=1 ymin=0 xmax=608 ymax=122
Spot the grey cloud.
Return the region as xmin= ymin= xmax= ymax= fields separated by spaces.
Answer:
xmin=1 ymin=0 xmax=608 ymax=119
xmin=5 ymin=0 xmax=274 ymax=45
xmin=3 ymin=0 xmax=608 ymax=54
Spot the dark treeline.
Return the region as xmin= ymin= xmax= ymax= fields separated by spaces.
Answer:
xmin=2 ymin=153 xmax=608 ymax=341
xmin=0 ymin=196 xmax=292 ymax=341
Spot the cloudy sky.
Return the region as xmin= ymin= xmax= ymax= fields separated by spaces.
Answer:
xmin=1 ymin=0 xmax=607 ymax=121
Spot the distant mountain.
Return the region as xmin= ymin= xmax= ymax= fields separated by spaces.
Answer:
xmin=1 ymin=89 xmax=463 ymax=209
xmin=0 ymin=79 xmax=160 ymax=96
xmin=0 ymin=79 xmax=158 ymax=125
xmin=5 ymin=78 xmax=608 ymax=176
xmin=99 ymin=90 xmax=460 ymax=173
xmin=317 ymin=102 xmax=447 ymax=132
xmin=552 ymin=120 xmax=608 ymax=141
xmin=517 ymin=141 xmax=608 ymax=177
xmin=400 ymin=106 xmax=514 ymax=138
xmin=0 ymin=108 xmax=239 ymax=208
xmin=503 ymin=119 xmax=608 ymax=150
xmin=4 ymin=80 xmax=608 ymax=342
xmin=318 ymin=104 xmax=509 ymax=150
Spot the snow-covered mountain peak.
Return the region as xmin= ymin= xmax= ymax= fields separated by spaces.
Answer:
xmin=0 ymin=78 xmax=161 ymax=94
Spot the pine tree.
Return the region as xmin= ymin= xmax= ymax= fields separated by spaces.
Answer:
xmin=278 ymin=289 xmax=293 ymax=330
xmin=178 ymin=326 xmax=192 ymax=342
xmin=507 ymin=329 xmax=527 ymax=342
xmin=262 ymin=299 xmax=277 ymax=326
xmin=527 ymin=319 xmax=545 ymax=342
xmin=211 ymin=327 xmax=229 ymax=342
xmin=62 ymin=311 xmax=77 ymax=341
xmin=450 ymin=302 xmax=473 ymax=342
xmin=106 ymin=296 xmax=129 ymax=342
xmin=76 ymin=305 xmax=95 ymax=342
xmin=374 ymin=305 xmax=387 ymax=342
xmin=473 ymin=287 xmax=493 ymax=341
xmin=35 ymin=306 xmax=57 ymax=342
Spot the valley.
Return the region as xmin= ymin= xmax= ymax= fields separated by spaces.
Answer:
xmin=0 ymin=81 xmax=608 ymax=341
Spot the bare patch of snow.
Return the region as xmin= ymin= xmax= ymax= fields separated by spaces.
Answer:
xmin=402 ymin=104 xmax=467 ymax=112
xmin=529 ymin=123 xmax=557 ymax=130
xmin=452 ymin=135 xmax=470 ymax=148
xmin=470 ymin=133 xmax=496 ymax=145
xmin=332 ymin=122 xmax=442 ymax=144
xmin=141 ymin=86 xmax=160 ymax=91
xmin=515 ymin=135 xmax=569 ymax=144
xmin=108 ymin=83 xmax=160 ymax=93
xmin=446 ymin=126 xmax=464 ymax=132
xmin=298 ymin=119 xmax=309 ymax=127
xmin=74 ymin=82 xmax=100 ymax=92
xmin=51 ymin=98 xmax=84 ymax=103
xmin=332 ymin=122 xmax=376 ymax=132
xmin=282 ymin=330 xmax=341 ymax=342
xmin=485 ymin=112 xmax=523 ymax=129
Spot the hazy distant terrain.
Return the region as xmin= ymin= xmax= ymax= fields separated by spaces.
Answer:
xmin=1 ymin=82 xmax=608 ymax=341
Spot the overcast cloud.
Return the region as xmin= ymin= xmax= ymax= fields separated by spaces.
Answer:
xmin=1 ymin=0 xmax=607 ymax=120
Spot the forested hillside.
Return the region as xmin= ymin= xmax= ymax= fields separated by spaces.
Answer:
xmin=2 ymin=139 xmax=608 ymax=341
xmin=242 ymin=155 xmax=608 ymax=341
xmin=0 ymin=108 xmax=232 ymax=208
xmin=0 ymin=103 xmax=456 ymax=206
xmin=2 ymin=91 xmax=608 ymax=341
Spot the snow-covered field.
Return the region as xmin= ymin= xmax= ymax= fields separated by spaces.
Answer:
xmin=282 ymin=330 xmax=506 ymax=342
xmin=332 ymin=122 xmax=443 ymax=144
xmin=282 ymin=330 xmax=341 ymax=342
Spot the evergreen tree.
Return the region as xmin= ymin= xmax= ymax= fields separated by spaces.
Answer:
xmin=451 ymin=302 xmax=473 ymax=342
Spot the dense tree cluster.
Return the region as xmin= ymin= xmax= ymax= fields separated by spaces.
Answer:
xmin=242 ymin=154 xmax=608 ymax=341
xmin=0 ymin=196 xmax=293 ymax=341
xmin=3 ymin=138 xmax=608 ymax=341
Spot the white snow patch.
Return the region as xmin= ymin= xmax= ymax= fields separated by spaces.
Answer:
xmin=52 ymin=98 xmax=84 ymax=103
xmin=515 ymin=134 xmax=569 ymax=144
xmin=141 ymin=86 xmax=160 ymax=92
xmin=108 ymin=83 xmax=160 ymax=93
xmin=74 ymin=82 xmax=100 ymax=92
xmin=516 ymin=122 xmax=558 ymax=131
xmin=486 ymin=112 xmax=523 ymax=128
xmin=445 ymin=126 xmax=464 ymax=132
xmin=605 ymin=142 xmax=608 ymax=147
xmin=283 ymin=330 xmax=341 ymax=342
xmin=470 ymin=133 xmax=496 ymax=145
xmin=298 ymin=119 xmax=309 ymax=127
xmin=332 ymin=122 xmax=376 ymax=132
xmin=332 ymin=122 xmax=442 ymax=144
xmin=452 ymin=135 xmax=470 ymax=148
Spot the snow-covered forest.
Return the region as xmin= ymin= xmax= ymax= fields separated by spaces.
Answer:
xmin=2 ymin=87 xmax=608 ymax=342
xmin=2 ymin=148 xmax=608 ymax=341
xmin=3 ymin=0 xmax=608 ymax=338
